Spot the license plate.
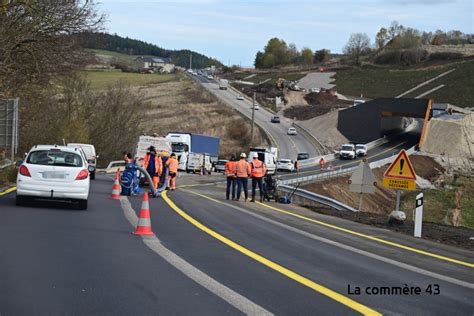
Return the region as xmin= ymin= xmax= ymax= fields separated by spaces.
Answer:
xmin=43 ymin=172 xmax=66 ymax=179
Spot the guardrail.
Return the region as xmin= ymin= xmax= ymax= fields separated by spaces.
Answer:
xmin=278 ymin=165 xmax=357 ymax=185
xmin=0 ymin=160 xmax=13 ymax=170
xmin=278 ymin=184 xmax=358 ymax=212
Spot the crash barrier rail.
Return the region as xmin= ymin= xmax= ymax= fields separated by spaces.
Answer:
xmin=278 ymin=165 xmax=358 ymax=185
xmin=368 ymin=145 xmax=417 ymax=169
xmin=0 ymin=159 xmax=13 ymax=170
xmin=277 ymin=184 xmax=358 ymax=212
xmin=291 ymin=122 xmax=330 ymax=155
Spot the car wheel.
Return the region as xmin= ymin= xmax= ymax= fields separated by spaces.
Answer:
xmin=16 ymin=195 xmax=29 ymax=206
xmin=78 ymin=199 xmax=88 ymax=210
xmin=90 ymin=171 xmax=95 ymax=180
xmin=186 ymin=169 xmax=190 ymax=174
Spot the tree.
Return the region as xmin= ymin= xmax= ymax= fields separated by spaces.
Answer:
xmin=0 ymin=0 xmax=105 ymax=95
xmin=314 ymin=49 xmax=330 ymax=63
xmin=343 ymin=33 xmax=371 ymax=65
xmin=287 ymin=43 xmax=300 ymax=63
xmin=388 ymin=21 xmax=404 ymax=41
xmin=375 ymin=27 xmax=388 ymax=49
xmin=301 ymin=47 xmax=313 ymax=64
xmin=254 ymin=51 xmax=264 ymax=68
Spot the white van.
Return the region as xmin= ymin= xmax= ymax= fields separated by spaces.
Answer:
xmin=248 ymin=147 xmax=277 ymax=175
xmin=186 ymin=152 xmax=212 ymax=174
xmin=68 ymin=143 xmax=98 ymax=180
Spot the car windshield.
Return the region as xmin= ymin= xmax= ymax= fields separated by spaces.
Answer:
xmin=217 ymin=161 xmax=226 ymax=165
xmin=342 ymin=145 xmax=354 ymax=151
xmin=279 ymin=160 xmax=290 ymax=163
xmin=27 ymin=150 xmax=83 ymax=167
xmin=356 ymin=145 xmax=366 ymax=150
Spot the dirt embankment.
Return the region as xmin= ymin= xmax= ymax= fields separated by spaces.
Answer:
xmin=302 ymin=156 xmax=474 ymax=250
xmin=134 ymin=77 xmax=266 ymax=157
xmin=283 ymin=91 xmax=351 ymax=121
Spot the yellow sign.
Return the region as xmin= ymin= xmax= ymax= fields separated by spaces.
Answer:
xmin=383 ymin=150 xmax=417 ymax=191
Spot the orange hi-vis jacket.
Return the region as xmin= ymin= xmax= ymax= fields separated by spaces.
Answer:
xmin=144 ymin=154 xmax=162 ymax=175
xmin=224 ymin=161 xmax=237 ymax=177
xmin=236 ymin=159 xmax=251 ymax=178
xmin=250 ymin=159 xmax=266 ymax=178
xmin=166 ymin=157 xmax=179 ymax=173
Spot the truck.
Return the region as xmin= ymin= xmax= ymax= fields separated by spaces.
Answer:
xmin=134 ymin=135 xmax=172 ymax=159
xmin=165 ymin=132 xmax=220 ymax=171
xmin=186 ymin=152 xmax=212 ymax=174
xmin=248 ymin=147 xmax=278 ymax=175
xmin=218 ymin=79 xmax=228 ymax=90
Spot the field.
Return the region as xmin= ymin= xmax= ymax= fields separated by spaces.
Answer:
xmin=80 ymin=71 xmax=177 ymax=90
xmin=334 ymin=59 xmax=474 ymax=107
xmin=229 ymin=71 xmax=306 ymax=85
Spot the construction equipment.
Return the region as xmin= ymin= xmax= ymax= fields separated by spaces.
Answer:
xmin=278 ymin=183 xmax=300 ymax=204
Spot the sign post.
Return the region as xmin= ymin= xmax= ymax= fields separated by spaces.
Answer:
xmin=414 ymin=193 xmax=423 ymax=237
xmin=349 ymin=159 xmax=376 ymax=212
xmin=383 ymin=150 xmax=417 ymax=219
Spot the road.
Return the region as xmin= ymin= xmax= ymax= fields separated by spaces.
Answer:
xmin=191 ymin=74 xmax=319 ymax=161
xmin=1 ymin=175 xmax=473 ymax=315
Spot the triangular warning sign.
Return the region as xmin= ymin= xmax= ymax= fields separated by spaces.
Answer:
xmin=384 ymin=150 xmax=416 ymax=180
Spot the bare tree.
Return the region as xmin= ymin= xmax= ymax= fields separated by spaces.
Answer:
xmin=343 ymin=33 xmax=371 ymax=65
xmin=0 ymin=0 xmax=105 ymax=95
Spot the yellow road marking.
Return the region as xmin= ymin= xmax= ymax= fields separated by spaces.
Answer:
xmin=257 ymin=202 xmax=474 ymax=269
xmin=0 ymin=186 xmax=16 ymax=196
xmin=295 ymin=140 xmax=408 ymax=177
xmin=162 ymin=190 xmax=381 ymax=315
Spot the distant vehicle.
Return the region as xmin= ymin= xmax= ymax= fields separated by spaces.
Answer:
xmin=310 ymin=87 xmax=321 ymax=93
xmin=236 ymin=95 xmax=244 ymax=100
xmin=219 ymin=79 xmax=228 ymax=90
xmin=186 ymin=152 xmax=212 ymax=174
xmin=213 ymin=159 xmax=228 ymax=173
xmin=287 ymin=127 xmax=298 ymax=135
xmin=16 ymin=145 xmax=91 ymax=209
xmin=277 ymin=159 xmax=295 ymax=172
xmin=252 ymin=104 xmax=260 ymax=110
xmin=187 ymin=69 xmax=193 ymax=74
xmin=339 ymin=144 xmax=356 ymax=159
xmin=270 ymin=116 xmax=280 ymax=123
xmin=249 ymin=147 xmax=278 ymax=175
xmin=67 ymin=143 xmax=97 ymax=180
xmin=297 ymin=152 xmax=309 ymax=161
xmin=353 ymin=99 xmax=365 ymax=106
xmin=207 ymin=75 xmax=213 ymax=80
xmin=355 ymin=144 xmax=368 ymax=157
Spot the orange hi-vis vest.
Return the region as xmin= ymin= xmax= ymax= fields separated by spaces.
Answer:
xmin=144 ymin=154 xmax=162 ymax=175
xmin=166 ymin=157 xmax=179 ymax=173
xmin=250 ymin=159 xmax=266 ymax=178
xmin=225 ymin=161 xmax=237 ymax=177
xmin=236 ymin=159 xmax=251 ymax=178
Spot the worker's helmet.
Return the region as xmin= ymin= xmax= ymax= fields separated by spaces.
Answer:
xmin=252 ymin=152 xmax=258 ymax=159
xmin=240 ymin=153 xmax=246 ymax=158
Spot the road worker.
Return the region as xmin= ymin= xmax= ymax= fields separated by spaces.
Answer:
xmin=166 ymin=153 xmax=179 ymax=190
xmin=319 ymin=157 xmax=325 ymax=170
xmin=144 ymin=146 xmax=162 ymax=190
xmin=294 ymin=159 xmax=299 ymax=173
xmin=250 ymin=153 xmax=266 ymax=202
xmin=225 ymin=155 xmax=237 ymax=200
xmin=235 ymin=153 xmax=251 ymax=201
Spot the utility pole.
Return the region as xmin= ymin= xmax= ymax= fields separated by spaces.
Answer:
xmin=189 ymin=53 xmax=192 ymax=70
xmin=250 ymin=91 xmax=256 ymax=147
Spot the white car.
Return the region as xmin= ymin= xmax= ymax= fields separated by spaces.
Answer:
xmin=287 ymin=127 xmax=298 ymax=135
xmin=339 ymin=144 xmax=356 ymax=159
xmin=207 ymin=75 xmax=213 ymax=80
xmin=236 ymin=95 xmax=244 ymax=100
xmin=252 ymin=104 xmax=260 ymax=110
xmin=355 ymin=144 xmax=368 ymax=157
xmin=16 ymin=145 xmax=91 ymax=209
xmin=277 ymin=159 xmax=295 ymax=172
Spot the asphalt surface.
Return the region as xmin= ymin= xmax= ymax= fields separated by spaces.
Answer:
xmin=191 ymin=74 xmax=319 ymax=161
xmin=1 ymin=174 xmax=473 ymax=315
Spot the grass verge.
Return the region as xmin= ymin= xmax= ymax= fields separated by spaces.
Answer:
xmin=80 ymin=71 xmax=177 ymax=90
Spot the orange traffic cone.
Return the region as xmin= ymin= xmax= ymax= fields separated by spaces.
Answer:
xmin=111 ymin=172 xmax=121 ymax=200
xmin=133 ymin=192 xmax=155 ymax=236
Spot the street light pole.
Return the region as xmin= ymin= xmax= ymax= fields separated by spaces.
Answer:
xmin=250 ymin=91 xmax=256 ymax=147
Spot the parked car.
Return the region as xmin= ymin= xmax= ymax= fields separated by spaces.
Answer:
xmin=67 ymin=143 xmax=97 ymax=180
xmin=277 ymin=159 xmax=295 ymax=172
xmin=355 ymin=144 xmax=368 ymax=157
xmin=213 ymin=160 xmax=228 ymax=173
xmin=297 ymin=152 xmax=309 ymax=160
xmin=339 ymin=144 xmax=356 ymax=159
xmin=236 ymin=95 xmax=244 ymax=100
xmin=207 ymin=75 xmax=213 ymax=80
xmin=270 ymin=116 xmax=280 ymax=123
xmin=353 ymin=99 xmax=365 ymax=106
xmin=310 ymin=87 xmax=321 ymax=93
xmin=16 ymin=145 xmax=91 ymax=209
xmin=287 ymin=127 xmax=298 ymax=135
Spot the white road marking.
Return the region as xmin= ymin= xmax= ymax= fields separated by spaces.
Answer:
xmin=186 ymin=190 xmax=474 ymax=290
xmin=119 ymin=197 xmax=273 ymax=316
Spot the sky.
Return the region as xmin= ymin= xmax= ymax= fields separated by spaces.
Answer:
xmin=97 ymin=0 xmax=473 ymax=67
